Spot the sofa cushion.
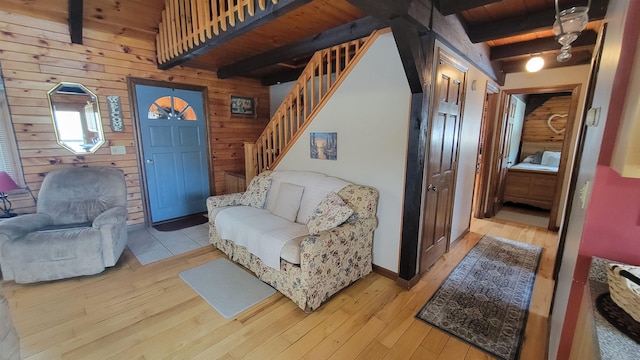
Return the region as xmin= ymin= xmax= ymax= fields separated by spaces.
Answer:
xmin=209 ymin=206 xmax=233 ymax=222
xmin=271 ymin=182 xmax=304 ymax=222
xmin=307 ymin=192 xmax=354 ymax=235
xmin=240 ymin=171 xmax=272 ymax=208
xmin=281 ymin=235 xmax=306 ymax=265
xmin=265 ymin=171 xmax=350 ymax=224
xmin=215 ymin=206 xmax=308 ymax=269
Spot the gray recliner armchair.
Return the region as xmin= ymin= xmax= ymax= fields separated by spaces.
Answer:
xmin=0 ymin=167 xmax=128 ymax=283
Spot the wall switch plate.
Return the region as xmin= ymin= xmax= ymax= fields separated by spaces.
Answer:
xmin=110 ymin=145 xmax=126 ymax=155
xmin=579 ymin=179 xmax=590 ymax=209
xmin=585 ymin=107 xmax=601 ymax=127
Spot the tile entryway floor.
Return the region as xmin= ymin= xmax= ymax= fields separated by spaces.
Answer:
xmin=127 ymin=223 xmax=210 ymax=265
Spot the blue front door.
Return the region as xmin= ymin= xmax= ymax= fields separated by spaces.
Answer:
xmin=135 ymin=84 xmax=210 ymax=223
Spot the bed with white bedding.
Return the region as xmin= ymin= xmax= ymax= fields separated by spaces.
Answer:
xmin=503 ymin=142 xmax=563 ymax=210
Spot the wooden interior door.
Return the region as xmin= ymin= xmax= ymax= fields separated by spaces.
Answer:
xmin=473 ymin=89 xmax=499 ymax=218
xmin=493 ymin=96 xmax=516 ymax=215
xmin=420 ymin=53 xmax=466 ymax=273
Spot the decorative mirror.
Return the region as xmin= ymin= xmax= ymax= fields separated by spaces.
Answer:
xmin=47 ymin=82 xmax=105 ymax=154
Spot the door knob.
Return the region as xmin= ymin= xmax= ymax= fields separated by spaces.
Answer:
xmin=146 ymin=159 xmax=154 ymax=164
xmin=427 ymin=184 xmax=438 ymax=192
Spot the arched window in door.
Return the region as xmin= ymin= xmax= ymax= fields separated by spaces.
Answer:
xmin=147 ymin=96 xmax=197 ymax=120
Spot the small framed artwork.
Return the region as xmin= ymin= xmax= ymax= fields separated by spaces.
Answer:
xmin=310 ymin=132 xmax=337 ymax=160
xmin=230 ymin=95 xmax=255 ymax=116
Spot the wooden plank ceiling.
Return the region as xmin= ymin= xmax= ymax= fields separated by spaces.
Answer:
xmin=1 ymin=0 xmax=607 ymax=83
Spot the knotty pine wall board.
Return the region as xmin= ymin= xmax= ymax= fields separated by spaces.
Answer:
xmin=521 ymin=95 xmax=571 ymax=143
xmin=0 ymin=10 xmax=269 ymax=224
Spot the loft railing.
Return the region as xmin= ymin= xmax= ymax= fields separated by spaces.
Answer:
xmin=244 ymin=31 xmax=382 ymax=182
xmin=157 ymin=0 xmax=278 ymax=65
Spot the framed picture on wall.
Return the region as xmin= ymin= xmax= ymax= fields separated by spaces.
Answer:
xmin=230 ymin=95 xmax=255 ymax=116
xmin=310 ymin=132 xmax=337 ymax=160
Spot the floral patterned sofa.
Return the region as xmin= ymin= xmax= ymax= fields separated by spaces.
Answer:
xmin=206 ymin=170 xmax=379 ymax=312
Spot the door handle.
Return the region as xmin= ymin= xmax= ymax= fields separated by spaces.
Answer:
xmin=428 ymin=184 xmax=438 ymax=192
xmin=146 ymin=159 xmax=154 ymax=164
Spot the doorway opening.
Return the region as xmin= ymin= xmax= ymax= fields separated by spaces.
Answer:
xmin=128 ymin=78 xmax=213 ymax=226
xmin=473 ymin=85 xmax=582 ymax=231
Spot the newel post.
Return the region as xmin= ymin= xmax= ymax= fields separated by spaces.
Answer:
xmin=244 ymin=142 xmax=257 ymax=185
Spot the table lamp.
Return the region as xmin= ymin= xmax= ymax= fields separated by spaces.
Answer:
xmin=0 ymin=171 xmax=20 ymax=218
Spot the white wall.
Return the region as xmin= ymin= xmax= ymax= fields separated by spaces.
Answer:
xmin=269 ymin=82 xmax=295 ymax=117
xmin=270 ymin=74 xmax=336 ymax=118
xmin=275 ymin=32 xmax=411 ymax=272
xmin=548 ymin=0 xmax=630 ymax=357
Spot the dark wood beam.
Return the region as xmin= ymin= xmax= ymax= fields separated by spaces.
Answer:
xmin=490 ymin=30 xmax=598 ymax=60
xmin=347 ymin=0 xmax=432 ymax=32
xmin=346 ymin=0 xmax=410 ymax=19
xmin=218 ymin=16 xmax=386 ymax=79
xmin=467 ymin=0 xmax=609 ymax=43
xmin=158 ymin=0 xmax=312 ymax=70
xmin=387 ymin=16 xmax=436 ymax=282
xmin=435 ymin=0 xmax=502 ymax=16
xmin=68 ymin=0 xmax=83 ymax=44
xmin=525 ymin=94 xmax=556 ymax=117
xmin=397 ymin=36 xmax=434 ymax=281
xmin=499 ymin=49 xmax=592 ymax=73
xmin=260 ymin=68 xmax=305 ymax=86
xmin=390 ymin=17 xmax=426 ymax=93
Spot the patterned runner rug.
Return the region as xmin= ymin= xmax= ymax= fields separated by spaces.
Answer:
xmin=416 ymin=235 xmax=542 ymax=360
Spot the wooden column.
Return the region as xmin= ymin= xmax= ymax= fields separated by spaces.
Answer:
xmin=244 ymin=142 xmax=257 ymax=184
xmin=392 ymin=20 xmax=436 ymax=286
xmin=347 ymin=0 xmax=437 ymax=286
xmin=68 ymin=0 xmax=83 ymax=44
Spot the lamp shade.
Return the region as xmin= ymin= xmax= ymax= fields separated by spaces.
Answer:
xmin=0 ymin=172 xmax=20 ymax=193
xmin=553 ymin=7 xmax=589 ymax=38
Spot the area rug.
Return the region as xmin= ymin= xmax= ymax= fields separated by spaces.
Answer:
xmin=416 ymin=235 xmax=542 ymax=360
xmin=179 ymin=258 xmax=276 ymax=318
xmin=153 ymin=213 xmax=207 ymax=232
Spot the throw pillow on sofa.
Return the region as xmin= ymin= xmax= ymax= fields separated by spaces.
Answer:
xmin=271 ymin=182 xmax=304 ymax=222
xmin=240 ymin=171 xmax=272 ymax=208
xmin=307 ymin=192 xmax=354 ymax=235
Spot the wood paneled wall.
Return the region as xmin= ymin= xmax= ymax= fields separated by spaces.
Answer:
xmin=0 ymin=10 xmax=269 ymax=224
xmin=521 ymin=95 xmax=571 ymax=143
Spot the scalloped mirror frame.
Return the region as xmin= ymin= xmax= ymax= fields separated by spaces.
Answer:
xmin=47 ymin=82 xmax=105 ymax=154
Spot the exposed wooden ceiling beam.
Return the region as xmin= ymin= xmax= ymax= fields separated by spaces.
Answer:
xmin=218 ymin=16 xmax=386 ymax=79
xmin=435 ymin=0 xmax=502 ymax=16
xmin=467 ymin=0 xmax=608 ymax=43
xmin=499 ymin=49 xmax=592 ymax=73
xmin=260 ymin=68 xmax=305 ymax=86
xmin=346 ymin=0 xmax=432 ymax=32
xmin=158 ymin=0 xmax=312 ymax=70
xmin=491 ymin=30 xmax=598 ymax=60
xmin=68 ymin=0 xmax=83 ymax=44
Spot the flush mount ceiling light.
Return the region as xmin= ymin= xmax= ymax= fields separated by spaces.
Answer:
xmin=553 ymin=0 xmax=590 ymax=62
xmin=526 ymin=56 xmax=545 ymax=72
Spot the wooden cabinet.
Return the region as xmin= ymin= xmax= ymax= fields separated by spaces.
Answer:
xmin=224 ymin=172 xmax=246 ymax=194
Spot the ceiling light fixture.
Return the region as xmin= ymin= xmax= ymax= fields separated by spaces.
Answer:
xmin=553 ymin=0 xmax=590 ymax=62
xmin=526 ymin=56 xmax=545 ymax=72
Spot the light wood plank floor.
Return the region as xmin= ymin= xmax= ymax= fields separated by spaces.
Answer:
xmin=1 ymin=217 xmax=558 ymax=359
